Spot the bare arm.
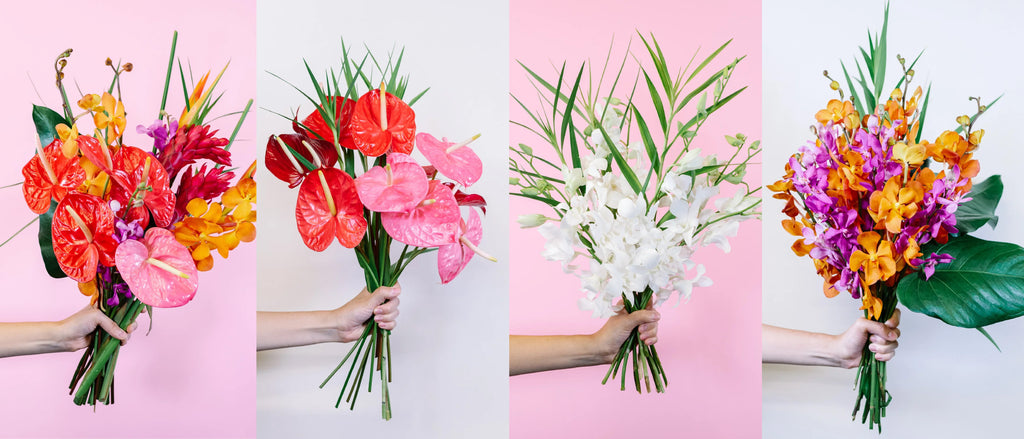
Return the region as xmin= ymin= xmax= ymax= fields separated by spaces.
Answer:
xmin=762 ymin=309 xmax=901 ymax=368
xmin=510 ymin=305 xmax=659 ymax=376
xmin=257 ymin=284 xmax=401 ymax=351
xmin=0 ymin=305 xmax=135 ymax=358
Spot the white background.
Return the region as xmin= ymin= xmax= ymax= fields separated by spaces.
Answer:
xmin=763 ymin=0 xmax=1024 ymax=437
xmin=255 ymin=0 xmax=509 ymax=437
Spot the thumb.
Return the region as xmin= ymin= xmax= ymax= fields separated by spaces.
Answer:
xmin=94 ymin=312 xmax=129 ymax=341
xmin=368 ymin=285 xmax=402 ymax=307
xmin=623 ymin=309 xmax=660 ymax=330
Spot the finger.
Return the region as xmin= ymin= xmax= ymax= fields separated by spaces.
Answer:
xmin=612 ymin=299 xmax=627 ymax=316
xmin=639 ymin=327 xmax=658 ymax=342
xmin=627 ymin=310 xmax=660 ymax=328
xmin=375 ymin=296 xmax=400 ymax=315
xmin=374 ymin=309 xmax=399 ymax=324
xmin=377 ymin=320 xmax=396 ymax=331
xmin=94 ymin=313 xmax=129 ymax=341
xmin=875 ymin=351 xmax=895 ymax=362
xmin=885 ymin=308 xmax=901 ymax=328
xmin=369 ymin=285 xmax=402 ymax=307
xmin=859 ymin=318 xmax=898 ymax=341
xmin=871 ymin=340 xmax=898 ymax=355
xmin=126 ymin=321 xmax=139 ymax=334
xmin=642 ymin=335 xmax=658 ymax=346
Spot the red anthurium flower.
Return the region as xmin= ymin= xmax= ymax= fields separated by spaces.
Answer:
xmin=381 ymin=180 xmax=461 ymax=247
xmin=265 ymin=134 xmax=339 ymax=188
xmin=438 ymin=209 xmax=494 ymax=284
xmin=348 ymin=86 xmax=416 ymax=157
xmin=296 ymin=168 xmax=367 ymax=251
xmin=416 ymin=132 xmax=483 ymax=187
xmin=297 ymin=96 xmax=357 ymax=150
xmin=22 ymin=138 xmax=86 ymax=214
xmin=51 ymin=193 xmax=117 ymax=282
xmin=77 ymin=135 xmax=116 ymax=177
xmin=115 ymin=228 xmax=199 ymax=308
xmin=354 ymin=153 xmax=429 ymax=212
xmin=109 ymin=146 xmax=176 ymax=228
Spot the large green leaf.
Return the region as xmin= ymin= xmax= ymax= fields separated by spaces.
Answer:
xmin=956 ymin=175 xmax=1003 ymax=234
xmin=31 ymin=105 xmax=69 ymax=279
xmin=897 ymin=235 xmax=1024 ymax=328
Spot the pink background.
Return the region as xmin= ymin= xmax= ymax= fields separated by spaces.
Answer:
xmin=508 ymin=0 xmax=762 ymax=437
xmin=0 ymin=1 xmax=256 ymax=438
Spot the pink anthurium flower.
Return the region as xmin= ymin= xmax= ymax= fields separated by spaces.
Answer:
xmin=438 ymin=209 xmax=494 ymax=283
xmin=416 ymin=132 xmax=483 ymax=187
xmin=381 ymin=180 xmax=461 ymax=247
xmin=355 ymin=153 xmax=429 ymax=212
xmin=115 ymin=228 xmax=199 ymax=308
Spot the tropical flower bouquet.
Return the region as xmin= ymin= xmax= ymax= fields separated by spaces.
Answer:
xmin=769 ymin=6 xmax=1024 ymax=432
xmin=264 ymin=42 xmax=494 ymax=420
xmin=3 ymin=32 xmax=255 ymax=407
xmin=510 ymin=34 xmax=761 ymax=393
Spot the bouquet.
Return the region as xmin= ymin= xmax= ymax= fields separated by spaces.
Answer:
xmin=4 ymin=32 xmax=255 ymax=406
xmin=264 ymin=42 xmax=494 ymax=420
xmin=769 ymin=5 xmax=1024 ymax=431
xmin=510 ymin=34 xmax=760 ymax=392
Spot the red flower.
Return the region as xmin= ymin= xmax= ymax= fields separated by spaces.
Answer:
xmin=109 ymin=146 xmax=176 ymax=228
xmin=51 ymin=193 xmax=117 ymax=282
xmin=296 ymin=96 xmax=357 ymax=150
xmin=295 ymin=168 xmax=366 ymax=251
xmin=174 ymin=164 xmax=235 ymax=217
xmin=265 ymin=133 xmax=338 ymax=188
xmin=160 ymin=124 xmax=230 ymax=182
xmin=22 ymin=139 xmax=86 ymax=214
xmin=348 ymin=89 xmax=416 ymax=157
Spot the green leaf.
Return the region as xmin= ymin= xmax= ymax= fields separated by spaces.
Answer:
xmin=37 ymin=200 xmax=66 ymax=279
xmin=641 ymin=69 xmax=668 ymax=134
xmin=631 ymin=106 xmax=660 ymax=175
xmin=956 ymin=175 xmax=1002 ymax=233
xmin=596 ymin=124 xmax=642 ymax=194
xmin=31 ymin=106 xmax=70 ymax=279
xmin=915 ymin=84 xmax=931 ymax=143
xmin=560 ymin=64 xmax=585 ymax=170
xmin=897 ymin=235 xmax=1024 ymax=328
xmin=976 ymin=326 xmax=1001 ymax=352
xmin=511 ymin=192 xmax=559 ymax=207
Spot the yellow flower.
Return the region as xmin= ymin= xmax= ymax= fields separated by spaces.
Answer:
xmin=892 ymin=142 xmax=926 ymax=167
xmin=78 ymin=157 xmax=111 ymax=197
xmin=56 ymin=123 xmax=80 ymax=158
xmin=77 ymin=94 xmax=103 ymax=112
xmin=849 ymin=231 xmax=897 ymax=286
xmin=174 ymin=199 xmax=241 ymax=271
xmin=93 ymin=92 xmax=126 ymax=145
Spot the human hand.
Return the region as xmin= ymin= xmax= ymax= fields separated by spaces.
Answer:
xmin=332 ymin=284 xmax=402 ymax=343
xmin=55 ymin=305 xmax=139 ymax=352
xmin=833 ymin=308 xmax=901 ymax=369
xmin=591 ymin=300 xmax=660 ymax=364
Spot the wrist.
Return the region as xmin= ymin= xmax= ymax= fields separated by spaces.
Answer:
xmin=585 ymin=334 xmax=617 ymax=365
xmin=45 ymin=321 xmax=73 ymax=353
xmin=814 ymin=333 xmax=848 ymax=368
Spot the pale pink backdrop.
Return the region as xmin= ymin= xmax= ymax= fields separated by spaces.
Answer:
xmin=509 ymin=0 xmax=762 ymax=437
xmin=0 ymin=1 xmax=256 ymax=437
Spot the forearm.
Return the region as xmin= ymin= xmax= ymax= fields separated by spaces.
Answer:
xmin=0 ymin=322 xmax=66 ymax=358
xmin=256 ymin=311 xmax=342 ymax=351
xmin=761 ymin=324 xmax=842 ymax=367
xmin=509 ymin=335 xmax=611 ymax=376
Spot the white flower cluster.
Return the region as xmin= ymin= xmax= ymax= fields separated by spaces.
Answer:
xmin=528 ymin=99 xmax=759 ymax=318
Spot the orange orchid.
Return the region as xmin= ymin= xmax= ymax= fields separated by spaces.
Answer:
xmin=815 ymin=99 xmax=860 ymax=130
xmin=859 ymin=286 xmax=884 ymax=321
xmin=174 ymin=198 xmax=241 ymax=271
xmin=221 ymin=164 xmax=257 ymax=243
xmin=56 ymin=123 xmax=81 ymax=158
xmin=93 ymin=93 xmax=126 ymax=145
xmin=849 ymin=231 xmax=897 ymax=286
xmin=869 ymin=177 xmax=923 ymax=234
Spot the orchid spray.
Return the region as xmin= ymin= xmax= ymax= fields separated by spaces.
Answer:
xmin=511 ymin=34 xmax=760 ymax=393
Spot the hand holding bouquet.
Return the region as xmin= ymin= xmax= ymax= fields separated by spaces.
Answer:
xmin=6 ymin=32 xmax=255 ymax=407
xmin=264 ymin=42 xmax=494 ymax=420
xmin=511 ymin=34 xmax=760 ymax=393
xmin=770 ymin=5 xmax=1024 ymax=431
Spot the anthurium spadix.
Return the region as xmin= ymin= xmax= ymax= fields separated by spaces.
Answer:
xmin=416 ymin=132 xmax=483 ymax=187
xmin=265 ymin=134 xmax=338 ymax=188
xmin=115 ymin=228 xmax=199 ymax=308
xmin=355 ymin=153 xmax=429 ymax=212
xmin=381 ymin=180 xmax=461 ymax=247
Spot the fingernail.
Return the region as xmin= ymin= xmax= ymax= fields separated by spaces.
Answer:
xmin=889 ymin=331 xmax=896 ymax=339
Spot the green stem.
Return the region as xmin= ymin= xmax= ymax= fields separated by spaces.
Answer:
xmin=159 ymin=31 xmax=179 ymax=119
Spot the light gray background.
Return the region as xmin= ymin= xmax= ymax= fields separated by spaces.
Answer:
xmin=763 ymin=0 xmax=1024 ymax=437
xmin=255 ymin=0 xmax=509 ymax=437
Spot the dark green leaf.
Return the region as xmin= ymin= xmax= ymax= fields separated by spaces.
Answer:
xmin=37 ymin=200 xmax=66 ymax=279
xmin=956 ymin=175 xmax=1002 ymax=233
xmin=897 ymin=235 xmax=1024 ymax=328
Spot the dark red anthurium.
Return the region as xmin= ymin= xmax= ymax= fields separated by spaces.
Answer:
xmin=51 ymin=193 xmax=117 ymax=283
xmin=109 ymin=146 xmax=176 ymax=228
xmin=348 ymin=87 xmax=416 ymax=157
xmin=265 ymin=134 xmax=338 ymax=188
xmin=22 ymin=139 xmax=86 ymax=214
xmin=296 ymin=167 xmax=367 ymax=251
xmin=297 ymin=96 xmax=357 ymax=150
